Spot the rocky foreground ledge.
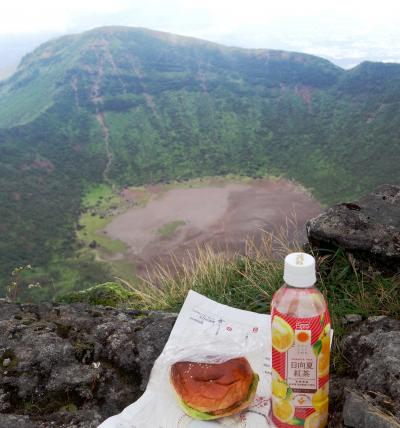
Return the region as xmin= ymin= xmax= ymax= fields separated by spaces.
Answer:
xmin=0 ymin=301 xmax=399 ymax=428
xmin=0 ymin=302 xmax=176 ymax=427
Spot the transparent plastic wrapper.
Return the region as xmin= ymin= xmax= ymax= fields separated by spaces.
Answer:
xmin=98 ymin=290 xmax=274 ymax=428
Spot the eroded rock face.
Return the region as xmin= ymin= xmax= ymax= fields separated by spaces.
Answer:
xmin=340 ymin=316 xmax=400 ymax=427
xmin=307 ymin=184 xmax=400 ymax=273
xmin=0 ymin=302 xmax=176 ymax=427
xmin=0 ymin=301 xmax=399 ymax=427
xmin=342 ymin=390 xmax=400 ymax=428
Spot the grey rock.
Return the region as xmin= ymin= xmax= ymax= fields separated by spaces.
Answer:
xmin=342 ymin=314 xmax=363 ymax=325
xmin=0 ymin=414 xmax=38 ymax=428
xmin=0 ymin=301 xmax=176 ymax=427
xmin=343 ymin=390 xmax=400 ymax=428
xmin=329 ymin=375 xmax=356 ymax=427
xmin=1 ymin=299 xmax=398 ymax=427
xmin=307 ymin=184 xmax=400 ymax=273
xmin=342 ymin=316 xmax=400 ymax=422
xmin=134 ymin=313 xmax=178 ymax=390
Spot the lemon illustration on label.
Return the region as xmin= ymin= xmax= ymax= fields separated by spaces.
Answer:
xmin=272 ymin=369 xmax=292 ymax=400
xmin=312 ymin=383 xmax=329 ymax=414
xmin=311 ymin=323 xmax=330 ymax=378
xmin=318 ymin=351 xmax=330 ymax=378
xmin=272 ymin=397 xmax=295 ymax=423
xmin=304 ymin=410 xmax=328 ymax=428
xmin=272 ymin=316 xmax=295 ymax=352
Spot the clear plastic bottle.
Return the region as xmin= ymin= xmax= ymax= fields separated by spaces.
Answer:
xmin=271 ymin=253 xmax=330 ymax=428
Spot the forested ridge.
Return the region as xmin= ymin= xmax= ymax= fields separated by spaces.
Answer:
xmin=0 ymin=26 xmax=399 ymax=294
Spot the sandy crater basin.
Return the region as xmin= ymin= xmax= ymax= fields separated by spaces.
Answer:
xmin=104 ymin=179 xmax=321 ymax=273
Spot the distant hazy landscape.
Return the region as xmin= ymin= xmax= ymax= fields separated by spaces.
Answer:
xmin=0 ymin=26 xmax=399 ymax=300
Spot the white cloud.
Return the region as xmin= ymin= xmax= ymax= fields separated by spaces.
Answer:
xmin=1 ymin=0 xmax=400 ymax=66
xmin=2 ymin=0 xmax=400 ymax=35
xmin=0 ymin=0 xmax=133 ymax=34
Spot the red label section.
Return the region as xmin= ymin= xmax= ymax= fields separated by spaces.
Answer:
xmin=271 ymin=308 xmax=330 ymax=427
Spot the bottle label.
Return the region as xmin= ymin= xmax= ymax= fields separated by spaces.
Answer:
xmin=271 ymin=307 xmax=330 ymax=428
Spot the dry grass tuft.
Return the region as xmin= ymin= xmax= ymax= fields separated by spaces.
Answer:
xmin=116 ymin=225 xmax=400 ymax=374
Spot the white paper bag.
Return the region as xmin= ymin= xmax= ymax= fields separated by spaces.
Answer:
xmin=98 ymin=290 xmax=273 ymax=428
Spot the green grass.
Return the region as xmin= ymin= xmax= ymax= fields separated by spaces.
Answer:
xmin=9 ymin=252 xmax=114 ymax=303
xmin=113 ymin=232 xmax=399 ymax=375
xmin=82 ymin=184 xmax=119 ymax=209
xmin=163 ymin=174 xmax=264 ymax=190
xmin=0 ymin=74 xmax=55 ymax=128
xmin=77 ymin=183 xmax=151 ymax=255
xmin=117 ymin=233 xmax=293 ymax=313
xmin=156 ymin=220 xmax=186 ymax=237
xmin=108 ymin=259 xmax=138 ymax=285
xmin=78 ymin=213 xmax=127 ymax=253
xmin=75 ymin=184 xmax=147 ymax=286
xmin=61 ymin=282 xmax=136 ymax=307
xmin=78 ymin=184 xmax=128 ymax=254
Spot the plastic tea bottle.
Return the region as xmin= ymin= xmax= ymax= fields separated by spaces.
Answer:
xmin=271 ymin=253 xmax=330 ymax=428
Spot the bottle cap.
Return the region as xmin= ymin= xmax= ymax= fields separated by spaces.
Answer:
xmin=283 ymin=252 xmax=316 ymax=288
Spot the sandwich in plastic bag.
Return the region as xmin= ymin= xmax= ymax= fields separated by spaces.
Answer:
xmin=98 ymin=290 xmax=273 ymax=427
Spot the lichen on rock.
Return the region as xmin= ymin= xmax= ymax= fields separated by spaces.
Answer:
xmin=60 ymin=282 xmax=136 ymax=307
xmin=341 ymin=316 xmax=400 ymax=423
xmin=307 ymin=184 xmax=400 ymax=274
xmin=0 ymin=301 xmax=176 ymax=427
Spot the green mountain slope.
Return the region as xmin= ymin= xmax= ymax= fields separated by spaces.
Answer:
xmin=0 ymin=26 xmax=399 ymax=293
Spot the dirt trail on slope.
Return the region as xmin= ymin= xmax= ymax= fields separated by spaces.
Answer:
xmin=89 ymin=49 xmax=114 ymax=186
xmin=70 ymin=76 xmax=80 ymax=110
xmin=102 ymin=41 xmax=127 ymax=93
xmin=96 ymin=111 xmax=114 ymax=185
xmin=103 ymin=178 xmax=321 ymax=276
xmin=129 ymin=54 xmax=158 ymax=116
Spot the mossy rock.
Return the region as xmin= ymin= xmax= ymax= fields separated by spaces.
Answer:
xmin=0 ymin=349 xmax=18 ymax=371
xmin=60 ymin=282 xmax=135 ymax=307
xmin=59 ymin=403 xmax=78 ymax=413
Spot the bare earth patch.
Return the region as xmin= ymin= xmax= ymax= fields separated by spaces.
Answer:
xmin=103 ymin=178 xmax=321 ymax=275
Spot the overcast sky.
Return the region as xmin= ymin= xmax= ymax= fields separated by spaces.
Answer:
xmin=1 ymin=0 xmax=400 ymax=70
